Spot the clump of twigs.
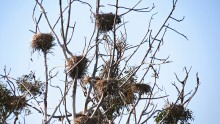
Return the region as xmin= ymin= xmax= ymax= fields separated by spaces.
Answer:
xmin=67 ymin=56 xmax=88 ymax=79
xmin=16 ymin=72 xmax=44 ymax=96
xmin=8 ymin=96 xmax=26 ymax=111
xmin=31 ymin=33 xmax=55 ymax=53
xmin=154 ymin=103 xmax=194 ymax=123
xmin=121 ymin=84 xmax=135 ymax=104
xmin=106 ymin=86 xmax=135 ymax=119
xmin=83 ymin=76 xmax=97 ymax=84
xmin=74 ymin=114 xmax=98 ymax=124
xmin=95 ymin=79 xmax=118 ymax=97
xmin=94 ymin=79 xmax=135 ymax=119
xmin=18 ymin=82 xmax=44 ymax=96
xmin=0 ymin=84 xmax=26 ymax=113
xmin=130 ymin=83 xmax=151 ymax=95
xmin=96 ymin=13 xmax=121 ymax=32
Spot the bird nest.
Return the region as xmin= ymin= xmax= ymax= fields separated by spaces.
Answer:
xmin=94 ymin=79 xmax=136 ymax=119
xmin=1 ymin=95 xmax=26 ymax=112
xmin=83 ymin=76 xmax=101 ymax=85
xmin=166 ymin=104 xmax=185 ymax=116
xmin=74 ymin=115 xmax=98 ymax=124
xmin=130 ymin=83 xmax=151 ymax=95
xmin=16 ymin=73 xmax=44 ymax=96
xmin=95 ymin=79 xmax=136 ymax=104
xmin=67 ymin=56 xmax=88 ymax=79
xmin=76 ymin=110 xmax=110 ymax=124
xmin=31 ymin=33 xmax=55 ymax=53
xmin=9 ymin=96 xmax=26 ymax=111
xmin=121 ymin=84 xmax=135 ymax=104
xmin=96 ymin=13 xmax=121 ymax=32
xmin=155 ymin=103 xmax=194 ymax=123
xmin=18 ymin=82 xmax=44 ymax=96
xmin=0 ymin=84 xmax=26 ymax=112
xmin=95 ymin=79 xmax=118 ymax=97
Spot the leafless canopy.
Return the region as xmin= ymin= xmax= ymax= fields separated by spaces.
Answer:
xmin=0 ymin=0 xmax=200 ymax=124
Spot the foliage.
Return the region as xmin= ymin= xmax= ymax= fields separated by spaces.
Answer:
xmin=154 ymin=103 xmax=194 ymax=124
xmin=0 ymin=82 xmax=26 ymax=123
xmin=16 ymin=72 xmax=44 ymax=96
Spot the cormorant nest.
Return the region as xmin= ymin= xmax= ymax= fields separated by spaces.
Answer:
xmin=96 ymin=13 xmax=121 ymax=32
xmin=31 ymin=33 xmax=55 ymax=53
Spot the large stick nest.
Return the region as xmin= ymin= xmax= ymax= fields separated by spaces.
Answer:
xmin=94 ymin=79 xmax=136 ymax=104
xmin=1 ymin=84 xmax=26 ymax=112
xmin=130 ymin=83 xmax=151 ymax=95
xmin=96 ymin=13 xmax=121 ymax=32
xmin=74 ymin=115 xmax=98 ymax=124
xmin=74 ymin=111 xmax=110 ymax=124
xmin=18 ymin=82 xmax=44 ymax=96
xmin=95 ymin=79 xmax=118 ymax=97
xmin=94 ymin=79 xmax=136 ymax=119
xmin=67 ymin=56 xmax=88 ymax=79
xmin=31 ymin=33 xmax=55 ymax=53
xmin=155 ymin=103 xmax=194 ymax=123
xmin=120 ymin=84 xmax=135 ymax=104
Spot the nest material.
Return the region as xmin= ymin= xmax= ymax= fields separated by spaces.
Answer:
xmin=155 ymin=103 xmax=194 ymax=123
xmin=130 ymin=83 xmax=151 ymax=95
xmin=83 ymin=76 xmax=93 ymax=84
xmin=95 ymin=80 xmax=135 ymax=119
xmin=18 ymin=82 xmax=43 ymax=96
xmin=74 ymin=115 xmax=98 ymax=124
xmin=95 ymin=79 xmax=135 ymax=102
xmin=31 ymin=33 xmax=55 ymax=53
xmin=96 ymin=13 xmax=121 ymax=32
xmin=0 ymin=84 xmax=26 ymax=112
xmin=9 ymin=96 xmax=26 ymax=110
xmin=121 ymin=85 xmax=135 ymax=104
xmin=2 ymin=95 xmax=26 ymax=112
xmin=67 ymin=56 xmax=88 ymax=79
xmin=165 ymin=104 xmax=185 ymax=120
xmin=107 ymin=85 xmax=134 ymax=118
xmin=95 ymin=79 xmax=118 ymax=97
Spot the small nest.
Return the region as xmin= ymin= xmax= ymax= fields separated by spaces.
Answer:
xmin=9 ymin=96 xmax=26 ymax=111
xmin=95 ymin=79 xmax=118 ymax=97
xmin=3 ymin=95 xmax=26 ymax=112
xmin=67 ymin=56 xmax=88 ymax=79
xmin=165 ymin=104 xmax=184 ymax=115
xmin=74 ymin=115 xmax=98 ymax=124
xmin=83 ymin=76 xmax=92 ymax=84
xmin=96 ymin=81 xmax=135 ymax=119
xmin=121 ymin=84 xmax=135 ymax=104
xmin=108 ymin=85 xmax=135 ymax=118
xmin=155 ymin=103 xmax=194 ymax=123
xmin=18 ymin=82 xmax=43 ymax=96
xmin=16 ymin=73 xmax=44 ymax=96
xmin=83 ymin=77 xmax=101 ymax=85
xmin=1 ymin=84 xmax=26 ymax=112
xmin=31 ymin=33 xmax=55 ymax=53
xmin=130 ymin=83 xmax=151 ymax=95
xmin=96 ymin=13 xmax=121 ymax=32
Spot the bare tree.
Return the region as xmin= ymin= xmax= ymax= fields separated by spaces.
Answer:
xmin=0 ymin=0 xmax=200 ymax=124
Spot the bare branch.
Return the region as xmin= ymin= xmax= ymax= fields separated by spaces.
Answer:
xmin=164 ymin=25 xmax=188 ymax=40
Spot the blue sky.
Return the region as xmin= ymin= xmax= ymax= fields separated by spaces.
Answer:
xmin=0 ymin=0 xmax=220 ymax=123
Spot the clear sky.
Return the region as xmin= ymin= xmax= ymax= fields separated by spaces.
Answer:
xmin=0 ymin=0 xmax=220 ymax=124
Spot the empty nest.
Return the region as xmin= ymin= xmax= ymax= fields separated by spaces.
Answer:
xmin=67 ymin=56 xmax=88 ymax=79
xmin=95 ymin=79 xmax=118 ymax=97
xmin=31 ymin=33 xmax=55 ymax=53
xmin=130 ymin=83 xmax=151 ymax=95
xmin=96 ymin=13 xmax=121 ymax=32
xmin=74 ymin=115 xmax=98 ymax=124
